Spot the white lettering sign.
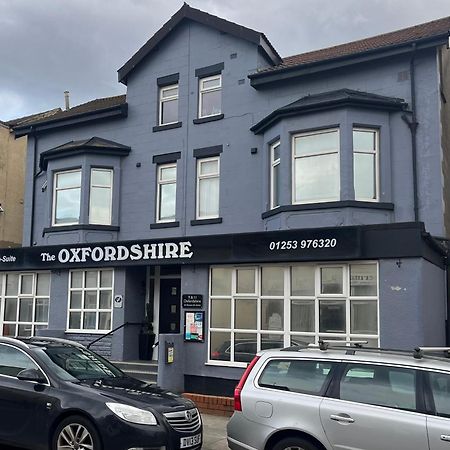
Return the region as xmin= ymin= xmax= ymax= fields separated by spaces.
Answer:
xmin=40 ymin=241 xmax=195 ymax=265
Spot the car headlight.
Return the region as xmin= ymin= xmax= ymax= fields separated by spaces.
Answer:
xmin=106 ymin=402 xmax=157 ymax=425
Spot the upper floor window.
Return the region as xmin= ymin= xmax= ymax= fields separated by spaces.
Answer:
xmin=199 ymin=75 xmax=222 ymax=118
xmin=270 ymin=141 xmax=281 ymax=209
xmin=89 ymin=169 xmax=113 ymax=225
xmin=159 ymin=84 xmax=179 ymax=126
xmin=197 ymin=157 xmax=220 ymax=219
xmin=293 ymin=129 xmax=340 ymax=204
xmin=353 ymin=128 xmax=378 ymax=201
xmin=157 ymin=163 xmax=177 ymax=222
xmin=53 ymin=169 xmax=82 ymax=225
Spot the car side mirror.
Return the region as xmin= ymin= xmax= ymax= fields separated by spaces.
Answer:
xmin=17 ymin=368 xmax=47 ymax=384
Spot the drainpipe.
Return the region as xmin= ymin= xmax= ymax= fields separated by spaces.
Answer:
xmin=401 ymin=43 xmax=419 ymax=222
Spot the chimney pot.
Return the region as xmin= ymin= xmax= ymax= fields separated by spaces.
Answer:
xmin=64 ymin=91 xmax=70 ymax=110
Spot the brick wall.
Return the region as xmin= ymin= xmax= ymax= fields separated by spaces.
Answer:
xmin=183 ymin=393 xmax=234 ymax=417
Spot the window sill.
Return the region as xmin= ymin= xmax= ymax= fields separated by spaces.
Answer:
xmin=150 ymin=221 xmax=180 ymax=229
xmin=262 ymin=201 xmax=394 ymax=219
xmin=43 ymin=224 xmax=120 ymax=234
xmin=152 ymin=122 xmax=182 ymax=132
xmin=205 ymin=361 xmax=247 ymax=369
xmin=190 ymin=217 xmax=223 ymax=226
xmin=65 ymin=330 xmax=113 ymax=335
xmin=193 ymin=114 xmax=224 ymax=124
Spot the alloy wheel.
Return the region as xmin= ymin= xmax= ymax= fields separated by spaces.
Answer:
xmin=57 ymin=423 xmax=94 ymax=450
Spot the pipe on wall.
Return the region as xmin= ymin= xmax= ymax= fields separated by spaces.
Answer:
xmin=402 ymin=43 xmax=419 ymax=223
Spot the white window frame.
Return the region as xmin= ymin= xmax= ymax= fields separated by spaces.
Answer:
xmin=66 ymin=269 xmax=114 ymax=334
xmin=89 ymin=168 xmax=113 ymax=225
xmin=292 ymin=128 xmax=340 ymax=205
xmin=159 ymin=83 xmax=179 ymax=126
xmin=198 ymin=74 xmax=222 ymax=119
xmin=52 ymin=169 xmax=82 ymax=226
xmin=353 ymin=127 xmax=379 ymax=202
xmin=196 ymin=156 xmax=220 ymax=220
xmin=270 ymin=141 xmax=281 ymax=209
xmin=156 ymin=163 xmax=177 ymax=223
xmin=208 ymin=262 xmax=379 ymax=368
xmin=0 ymin=272 xmax=51 ymax=337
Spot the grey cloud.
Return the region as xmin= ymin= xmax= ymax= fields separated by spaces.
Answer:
xmin=1 ymin=0 xmax=450 ymax=120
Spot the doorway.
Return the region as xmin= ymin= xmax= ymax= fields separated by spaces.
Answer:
xmin=158 ymin=278 xmax=181 ymax=334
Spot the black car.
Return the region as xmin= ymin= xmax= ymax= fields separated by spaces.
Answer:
xmin=0 ymin=336 xmax=202 ymax=450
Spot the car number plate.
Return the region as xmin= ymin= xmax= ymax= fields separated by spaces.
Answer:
xmin=180 ymin=433 xmax=202 ymax=448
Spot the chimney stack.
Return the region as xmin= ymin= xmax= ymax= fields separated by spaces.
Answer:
xmin=64 ymin=91 xmax=70 ymax=110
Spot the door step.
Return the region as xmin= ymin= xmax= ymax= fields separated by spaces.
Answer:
xmin=112 ymin=360 xmax=158 ymax=384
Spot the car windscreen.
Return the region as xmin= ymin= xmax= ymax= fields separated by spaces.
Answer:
xmin=43 ymin=346 xmax=124 ymax=381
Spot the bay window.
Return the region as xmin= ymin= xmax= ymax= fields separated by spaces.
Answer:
xmin=53 ymin=169 xmax=82 ymax=225
xmin=270 ymin=141 xmax=281 ymax=209
xmin=293 ymin=129 xmax=340 ymax=204
xmin=353 ymin=128 xmax=379 ymax=201
xmin=89 ymin=168 xmax=113 ymax=225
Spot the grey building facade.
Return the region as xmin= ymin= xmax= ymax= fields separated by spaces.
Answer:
xmin=1 ymin=5 xmax=450 ymax=395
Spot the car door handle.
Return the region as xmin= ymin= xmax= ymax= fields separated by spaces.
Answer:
xmin=441 ymin=435 xmax=450 ymax=442
xmin=330 ymin=414 xmax=355 ymax=424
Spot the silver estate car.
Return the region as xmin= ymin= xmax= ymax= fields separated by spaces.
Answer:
xmin=227 ymin=342 xmax=450 ymax=450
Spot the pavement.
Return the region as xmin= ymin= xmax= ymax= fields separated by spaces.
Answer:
xmin=202 ymin=413 xmax=229 ymax=450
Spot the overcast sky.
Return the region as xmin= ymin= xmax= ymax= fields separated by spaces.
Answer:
xmin=2 ymin=0 xmax=450 ymax=121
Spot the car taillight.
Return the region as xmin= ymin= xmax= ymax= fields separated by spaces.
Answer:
xmin=234 ymin=356 xmax=260 ymax=412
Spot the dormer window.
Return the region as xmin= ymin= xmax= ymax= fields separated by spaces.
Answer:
xmin=159 ymin=84 xmax=179 ymax=126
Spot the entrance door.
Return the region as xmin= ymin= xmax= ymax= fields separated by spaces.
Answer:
xmin=159 ymin=279 xmax=181 ymax=334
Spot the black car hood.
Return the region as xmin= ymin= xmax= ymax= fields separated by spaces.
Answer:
xmin=79 ymin=376 xmax=194 ymax=412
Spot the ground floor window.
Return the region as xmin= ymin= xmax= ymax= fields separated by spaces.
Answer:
xmin=0 ymin=272 xmax=50 ymax=337
xmin=67 ymin=269 xmax=114 ymax=332
xmin=209 ymin=262 xmax=378 ymax=366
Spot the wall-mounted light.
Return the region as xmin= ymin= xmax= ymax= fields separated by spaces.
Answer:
xmin=396 ymin=259 xmax=402 ymax=268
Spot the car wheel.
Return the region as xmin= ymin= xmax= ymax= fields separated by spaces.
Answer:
xmin=272 ymin=436 xmax=320 ymax=450
xmin=53 ymin=415 xmax=102 ymax=450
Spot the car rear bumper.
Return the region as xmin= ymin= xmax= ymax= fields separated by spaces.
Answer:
xmin=227 ymin=436 xmax=258 ymax=450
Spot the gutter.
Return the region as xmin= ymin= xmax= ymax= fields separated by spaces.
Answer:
xmin=14 ymin=103 xmax=128 ymax=138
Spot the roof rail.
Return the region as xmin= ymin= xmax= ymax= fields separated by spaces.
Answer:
xmin=18 ymin=336 xmax=85 ymax=348
xmin=0 ymin=336 xmax=30 ymax=349
xmin=317 ymin=339 xmax=368 ymax=351
xmin=413 ymin=347 xmax=450 ymax=359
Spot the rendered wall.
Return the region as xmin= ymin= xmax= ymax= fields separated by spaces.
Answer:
xmin=0 ymin=124 xmax=25 ymax=247
xmin=22 ymin=23 xmax=446 ymax=248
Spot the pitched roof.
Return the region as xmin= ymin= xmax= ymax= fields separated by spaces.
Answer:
xmin=251 ymin=15 xmax=450 ymax=79
xmin=39 ymin=136 xmax=131 ymax=170
xmin=13 ymin=95 xmax=127 ymax=137
xmin=118 ymin=3 xmax=281 ymax=84
xmin=251 ymin=89 xmax=408 ymax=134
xmin=3 ymin=108 xmax=62 ymax=128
